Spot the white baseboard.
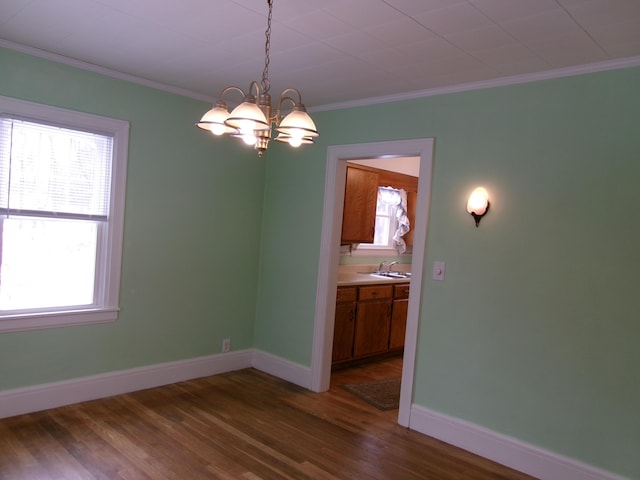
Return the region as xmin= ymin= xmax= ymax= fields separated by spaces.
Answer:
xmin=409 ymin=404 xmax=628 ymax=480
xmin=0 ymin=349 xmax=253 ymax=419
xmin=251 ymin=349 xmax=312 ymax=390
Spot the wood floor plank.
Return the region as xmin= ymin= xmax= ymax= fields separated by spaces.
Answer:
xmin=0 ymin=357 xmax=537 ymax=480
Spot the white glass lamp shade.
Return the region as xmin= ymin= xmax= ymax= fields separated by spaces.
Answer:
xmin=467 ymin=187 xmax=489 ymax=216
xmin=197 ymin=104 xmax=236 ymax=135
xmin=467 ymin=187 xmax=490 ymax=227
xmin=276 ymin=109 xmax=319 ymax=143
xmin=225 ymin=101 xmax=270 ymax=135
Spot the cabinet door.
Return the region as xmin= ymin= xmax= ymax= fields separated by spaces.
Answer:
xmin=353 ymin=299 xmax=392 ymax=357
xmin=389 ymin=298 xmax=408 ymax=350
xmin=341 ymin=166 xmax=378 ymax=244
xmin=390 ymin=284 xmax=410 ymax=350
xmin=332 ymin=301 xmax=356 ymax=362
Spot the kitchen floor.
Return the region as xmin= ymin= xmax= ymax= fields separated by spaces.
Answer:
xmin=330 ymin=354 xmax=403 ymax=387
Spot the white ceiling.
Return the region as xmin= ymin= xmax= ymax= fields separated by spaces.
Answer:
xmin=1 ymin=0 xmax=640 ymax=108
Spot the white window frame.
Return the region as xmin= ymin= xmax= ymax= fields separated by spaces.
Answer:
xmin=0 ymin=96 xmax=129 ymax=332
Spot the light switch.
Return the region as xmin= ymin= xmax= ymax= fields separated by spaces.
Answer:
xmin=432 ymin=261 xmax=445 ymax=281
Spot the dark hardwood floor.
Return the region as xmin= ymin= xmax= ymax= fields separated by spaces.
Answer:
xmin=0 ymin=357 xmax=536 ymax=479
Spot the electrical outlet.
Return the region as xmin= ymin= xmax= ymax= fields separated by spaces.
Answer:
xmin=222 ymin=338 xmax=231 ymax=353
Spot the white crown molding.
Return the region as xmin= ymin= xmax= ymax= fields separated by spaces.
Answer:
xmin=2 ymin=39 xmax=639 ymax=111
xmin=0 ymin=39 xmax=214 ymax=103
xmin=409 ymin=405 xmax=629 ymax=480
xmin=307 ymin=57 xmax=640 ymax=112
xmin=310 ymin=56 xmax=640 ymax=113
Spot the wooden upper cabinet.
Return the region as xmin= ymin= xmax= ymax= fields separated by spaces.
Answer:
xmin=341 ymin=166 xmax=378 ymax=244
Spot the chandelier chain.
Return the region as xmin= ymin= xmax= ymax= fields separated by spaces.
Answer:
xmin=261 ymin=0 xmax=273 ymax=94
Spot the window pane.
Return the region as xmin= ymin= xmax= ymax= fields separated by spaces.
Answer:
xmin=0 ymin=117 xmax=112 ymax=217
xmin=376 ymin=191 xmax=392 ymax=215
xmin=0 ymin=217 xmax=97 ymax=311
xmin=373 ymin=216 xmax=390 ymax=246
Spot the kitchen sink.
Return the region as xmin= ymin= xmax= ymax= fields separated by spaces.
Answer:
xmin=367 ymin=271 xmax=411 ymax=279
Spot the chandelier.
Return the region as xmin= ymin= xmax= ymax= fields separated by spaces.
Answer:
xmin=196 ymin=0 xmax=319 ymax=157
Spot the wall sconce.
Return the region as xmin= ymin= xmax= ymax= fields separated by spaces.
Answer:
xmin=467 ymin=187 xmax=490 ymax=227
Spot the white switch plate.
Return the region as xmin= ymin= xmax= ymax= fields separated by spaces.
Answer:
xmin=433 ymin=261 xmax=445 ymax=281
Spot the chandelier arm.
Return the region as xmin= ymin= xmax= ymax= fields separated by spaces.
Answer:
xmin=218 ymin=85 xmax=247 ymax=102
xmin=279 ymin=88 xmax=303 ymax=104
xmin=274 ymin=95 xmax=298 ymax=121
xmin=248 ymin=81 xmax=262 ymax=99
xmin=218 ymin=83 xmax=262 ymax=106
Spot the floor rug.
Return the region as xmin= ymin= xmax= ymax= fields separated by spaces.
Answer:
xmin=341 ymin=378 xmax=401 ymax=411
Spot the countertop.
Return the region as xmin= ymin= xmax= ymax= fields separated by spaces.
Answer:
xmin=337 ymin=273 xmax=411 ymax=286
xmin=337 ymin=265 xmax=411 ymax=286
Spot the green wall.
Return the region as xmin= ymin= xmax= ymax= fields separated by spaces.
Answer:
xmin=2 ymin=45 xmax=639 ymax=478
xmin=254 ymin=67 xmax=640 ymax=478
xmin=0 ymin=47 xmax=264 ymax=388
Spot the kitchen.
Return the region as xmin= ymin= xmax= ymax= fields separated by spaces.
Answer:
xmin=330 ymin=156 xmax=421 ymax=403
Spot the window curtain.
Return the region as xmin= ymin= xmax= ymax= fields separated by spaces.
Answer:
xmin=379 ymin=187 xmax=410 ymax=254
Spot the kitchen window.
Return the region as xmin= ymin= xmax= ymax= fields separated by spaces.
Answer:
xmin=356 ymin=186 xmax=410 ymax=255
xmin=0 ymin=96 xmax=129 ymax=332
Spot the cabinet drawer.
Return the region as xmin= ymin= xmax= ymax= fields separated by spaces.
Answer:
xmin=358 ymin=285 xmax=392 ymax=301
xmin=336 ymin=287 xmax=357 ymax=302
xmin=394 ymin=283 xmax=410 ymax=299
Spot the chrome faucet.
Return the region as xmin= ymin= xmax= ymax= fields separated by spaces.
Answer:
xmin=377 ymin=260 xmax=398 ymax=273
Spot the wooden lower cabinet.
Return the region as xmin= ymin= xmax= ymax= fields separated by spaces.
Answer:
xmin=353 ymin=300 xmax=391 ymax=357
xmin=332 ymin=283 xmax=409 ymax=365
xmin=389 ymin=283 xmax=410 ymax=351
xmin=332 ymin=287 xmax=357 ymax=363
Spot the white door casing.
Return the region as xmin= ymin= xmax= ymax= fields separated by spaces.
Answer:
xmin=310 ymin=138 xmax=434 ymax=427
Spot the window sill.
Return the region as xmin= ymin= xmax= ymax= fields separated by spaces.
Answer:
xmin=0 ymin=308 xmax=119 ymax=333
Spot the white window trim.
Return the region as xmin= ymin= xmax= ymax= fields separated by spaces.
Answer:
xmin=0 ymin=96 xmax=129 ymax=333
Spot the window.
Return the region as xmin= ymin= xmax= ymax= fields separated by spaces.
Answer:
xmin=0 ymin=96 xmax=129 ymax=332
xmin=357 ymin=186 xmax=410 ymax=255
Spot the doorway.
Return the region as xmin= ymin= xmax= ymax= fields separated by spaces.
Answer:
xmin=310 ymin=138 xmax=434 ymax=427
